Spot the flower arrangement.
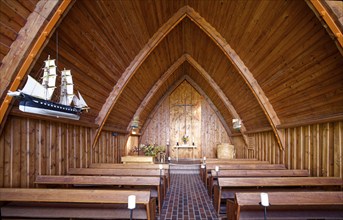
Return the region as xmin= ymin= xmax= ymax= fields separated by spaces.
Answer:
xmin=140 ymin=144 xmax=166 ymax=156
xmin=182 ymin=134 xmax=189 ymax=144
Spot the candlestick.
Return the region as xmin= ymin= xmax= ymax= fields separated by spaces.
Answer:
xmin=159 ymin=164 xmax=163 ymax=170
xmin=128 ymin=195 xmax=136 ymax=209
xmin=260 ymin=193 xmax=269 ymax=207
xmin=215 ymin=166 xmax=219 ymax=172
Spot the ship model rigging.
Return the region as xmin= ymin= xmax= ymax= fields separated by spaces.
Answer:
xmin=8 ymin=56 xmax=89 ymax=120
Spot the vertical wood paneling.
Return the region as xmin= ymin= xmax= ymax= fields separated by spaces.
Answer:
xmin=93 ymin=130 xmax=124 ymax=164
xmin=333 ymin=122 xmax=342 ymax=178
xmin=12 ymin=117 xmax=20 ymax=187
xmin=0 ymin=116 xmax=94 ymax=188
xmin=252 ymin=122 xmax=342 ymax=177
xmin=141 ymin=81 xmax=230 ymax=159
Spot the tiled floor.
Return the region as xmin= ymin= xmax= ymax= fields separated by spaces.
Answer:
xmin=159 ymin=174 xmax=219 ymax=220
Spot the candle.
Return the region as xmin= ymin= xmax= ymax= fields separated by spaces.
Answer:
xmin=203 ymin=156 xmax=206 ymax=161
xmin=215 ymin=166 xmax=219 ymax=172
xmin=193 ymin=137 xmax=194 ymax=142
xmin=159 ymin=164 xmax=163 ymax=170
xmin=168 ymin=157 xmax=171 ymax=161
xmin=260 ymin=193 xmax=269 ymax=207
xmin=128 ymin=195 xmax=136 ymax=209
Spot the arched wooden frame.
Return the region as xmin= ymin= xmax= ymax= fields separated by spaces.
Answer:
xmin=131 ymin=54 xmax=249 ymax=146
xmin=140 ymin=75 xmax=234 ymax=144
xmin=94 ymin=6 xmax=283 ymax=149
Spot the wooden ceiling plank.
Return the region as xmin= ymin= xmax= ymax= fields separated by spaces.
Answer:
xmin=1 ymin=0 xmax=31 ymax=19
xmin=92 ymin=6 xmax=188 ymax=147
xmin=185 ymin=6 xmax=285 ymax=150
xmin=269 ymin=56 xmax=342 ymax=105
xmin=0 ymin=2 xmax=26 ymax=28
xmin=0 ymin=0 xmax=73 ymax=126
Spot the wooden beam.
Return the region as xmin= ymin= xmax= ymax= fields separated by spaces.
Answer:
xmin=185 ymin=54 xmax=249 ymax=147
xmin=277 ymin=113 xmax=343 ymax=129
xmin=102 ymin=124 xmax=129 ymax=134
xmin=244 ymin=127 xmax=274 ymax=134
xmin=93 ymin=6 xmax=188 ymax=148
xmin=0 ymin=0 xmax=74 ymax=127
xmin=307 ymin=0 xmax=343 ymax=55
xmin=185 ymin=6 xmax=285 ymax=150
xmin=9 ymin=108 xmax=98 ymax=128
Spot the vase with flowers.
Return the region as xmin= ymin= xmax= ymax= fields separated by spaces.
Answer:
xmin=182 ymin=134 xmax=189 ymax=145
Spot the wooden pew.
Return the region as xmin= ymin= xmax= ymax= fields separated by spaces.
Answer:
xmin=35 ymin=175 xmax=164 ymax=214
xmin=233 ymin=191 xmax=343 ymax=220
xmin=213 ymin=177 xmax=343 ymax=214
xmin=0 ymin=188 xmax=155 ymax=220
xmin=89 ymin=163 xmax=170 ymax=186
xmin=90 ymin=163 xmax=169 ymax=169
xmin=208 ymin=169 xmax=309 ymax=196
xmin=202 ymin=164 xmax=286 ymax=188
xmin=68 ymin=168 xmax=169 ymax=194
xmin=205 ymin=158 xmax=270 ymax=164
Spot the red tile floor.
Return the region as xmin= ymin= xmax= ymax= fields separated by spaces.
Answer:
xmin=158 ymin=174 xmax=219 ymax=220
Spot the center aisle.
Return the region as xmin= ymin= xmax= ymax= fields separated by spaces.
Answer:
xmin=159 ymin=174 xmax=219 ymax=220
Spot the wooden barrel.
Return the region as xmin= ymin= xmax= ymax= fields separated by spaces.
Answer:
xmin=217 ymin=143 xmax=235 ymax=159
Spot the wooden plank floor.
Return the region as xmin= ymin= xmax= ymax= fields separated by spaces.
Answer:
xmin=159 ymin=173 xmax=218 ymax=220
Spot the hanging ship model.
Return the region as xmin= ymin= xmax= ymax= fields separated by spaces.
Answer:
xmin=8 ymin=56 xmax=89 ymax=120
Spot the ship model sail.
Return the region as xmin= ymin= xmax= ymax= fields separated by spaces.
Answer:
xmin=8 ymin=56 xmax=89 ymax=120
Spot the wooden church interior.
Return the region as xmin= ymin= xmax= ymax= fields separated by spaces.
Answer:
xmin=0 ymin=0 xmax=342 ymax=219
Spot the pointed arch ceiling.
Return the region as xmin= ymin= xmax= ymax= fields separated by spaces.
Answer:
xmin=97 ymin=6 xmax=283 ymax=149
xmin=1 ymin=0 xmax=343 ymax=150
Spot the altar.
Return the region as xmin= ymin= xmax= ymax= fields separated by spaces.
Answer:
xmin=174 ymin=144 xmax=197 ymax=160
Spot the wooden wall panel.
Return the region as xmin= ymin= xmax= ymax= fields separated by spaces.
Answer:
xmin=92 ymin=130 xmax=126 ymax=164
xmin=251 ymin=121 xmax=343 ymax=177
xmin=0 ymin=116 xmax=94 ymax=188
xmin=141 ymin=81 xmax=231 ymax=159
xmin=201 ymin=99 xmax=230 ymax=158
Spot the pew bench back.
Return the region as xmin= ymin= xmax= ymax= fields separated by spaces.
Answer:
xmin=35 ymin=175 xmax=164 ymax=214
xmin=234 ymin=191 xmax=343 ymax=220
xmin=214 ymin=177 xmax=343 ymax=214
xmin=0 ymin=188 xmax=155 ymax=219
xmin=90 ymin=163 xmax=169 ymax=169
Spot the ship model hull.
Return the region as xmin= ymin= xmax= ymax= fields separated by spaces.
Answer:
xmin=8 ymin=56 xmax=89 ymax=120
xmin=19 ymin=93 xmax=82 ymax=120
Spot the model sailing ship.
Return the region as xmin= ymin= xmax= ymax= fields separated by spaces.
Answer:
xmin=8 ymin=56 xmax=89 ymax=120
